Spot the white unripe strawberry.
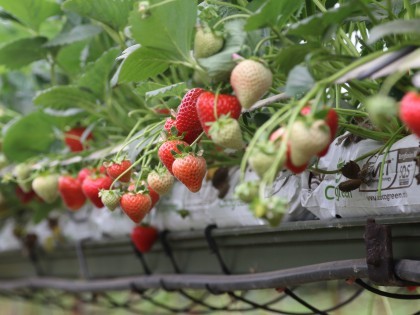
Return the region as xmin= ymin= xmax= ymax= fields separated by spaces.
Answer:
xmin=194 ymin=26 xmax=224 ymax=58
xmin=208 ymin=116 xmax=244 ymax=150
xmin=230 ymin=59 xmax=273 ymax=109
xmin=289 ymin=120 xmax=331 ymax=167
xmin=147 ymin=169 xmax=174 ymax=196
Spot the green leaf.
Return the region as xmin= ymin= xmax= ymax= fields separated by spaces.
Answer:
xmin=3 ymin=111 xmax=55 ymax=162
xmin=62 ymin=0 xmax=136 ymax=31
xmin=275 ymin=43 xmax=320 ymax=75
xmin=245 ymin=0 xmax=304 ymax=31
xmin=44 ymin=24 xmax=102 ymax=47
xmin=285 ymin=65 xmax=315 ymax=98
xmin=78 ymin=47 xmax=120 ymax=98
xmin=33 ymin=85 xmax=98 ymax=110
xmin=368 ymin=19 xmax=420 ymax=44
xmin=55 ymin=41 xmax=87 ymax=77
xmin=115 ymin=46 xmax=169 ymax=83
xmin=198 ymin=20 xmax=247 ymax=81
xmin=0 ymin=37 xmax=48 ymax=69
xmin=0 ymin=0 xmax=61 ymax=31
xmin=287 ymin=4 xmax=362 ymax=37
xmin=145 ymin=82 xmax=187 ymax=100
xmin=129 ymin=0 xmax=196 ymax=62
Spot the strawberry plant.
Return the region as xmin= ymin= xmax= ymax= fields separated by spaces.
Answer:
xmin=0 ymin=0 xmax=417 ymax=228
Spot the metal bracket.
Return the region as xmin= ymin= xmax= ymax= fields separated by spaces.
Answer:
xmin=364 ymin=218 xmax=401 ymax=285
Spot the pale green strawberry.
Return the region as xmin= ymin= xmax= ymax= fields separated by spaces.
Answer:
xmin=289 ymin=120 xmax=331 ymax=167
xmin=32 ymin=174 xmax=59 ymax=203
xmin=98 ymin=189 xmax=121 ymax=211
xmin=230 ymin=59 xmax=273 ymax=109
xmin=235 ymin=181 xmax=259 ymax=203
xmin=14 ymin=163 xmax=32 ymax=193
xmin=365 ymin=95 xmax=400 ymax=132
xmin=248 ymin=141 xmax=285 ymax=178
xmin=208 ymin=115 xmax=244 ymax=150
xmin=194 ymin=26 xmax=224 ymax=58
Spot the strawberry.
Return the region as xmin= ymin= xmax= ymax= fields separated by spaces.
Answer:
xmin=235 ymin=181 xmax=259 ymax=203
xmin=164 ymin=117 xmax=177 ymax=136
xmin=104 ymin=159 xmax=131 ymax=183
xmin=172 ymin=154 xmax=207 ymax=193
xmin=194 ymin=26 xmax=224 ymax=58
xmin=81 ymin=175 xmax=113 ymax=208
xmin=209 ymin=115 xmax=244 ymax=150
xmin=196 ymin=92 xmax=241 ymax=136
xmin=289 ymin=120 xmax=331 ymax=167
xmin=14 ymin=163 xmax=32 ymax=193
xmin=58 ymin=175 xmax=86 ymax=211
xmin=120 ymin=192 xmax=151 ymax=223
xmin=366 ymin=95 xmax=399 ymax=132
xmin=230 ymin=59 xmax=273 ymax=109
xmin=98 ymin=189 xmax=121 ymax=211
xmin=105 ymin=159 xmax=132 ymax=183
xmin=400 ymin=91 xmax=420 ymax=137
xmin=32 ymin=174 xmax=59 ymax=204
xmin=317 ymin=108 xmax=339 ymax=157
xmin=269 ymin=127 xmax=307 ymax=174
xmin=147 ymin=185 xmax=160 ymax=209
xmin=248 ymin=141 xmax=284 ymax=178
xmin=77 ymin=167 xmax=92 ymax=184
xmin=131 ymin=225 xmax=159 ymax=253
xmin=15 ymin=186 xmax=36 ymax=204
xmin=147 ymin=169 xmax=174 ymax=195
xmin=176 ymin=88 xmax=204 ymax=144
xmin=64 ymin=127 xmax=93 ymax=152
xmin=158 ymin=139 xmax=189 ymax=174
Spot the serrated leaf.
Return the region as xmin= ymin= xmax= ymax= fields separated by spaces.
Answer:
xmin=129 ymin=0 xmax=196 ymax=62
xmin=368 ymin=19 xmax=420 ymax=44
xmin=62 ymin=0 xmax=136 ymax=31
xmin=34 ymin=85 xmax=98 ymax=110
xmin=0 ymin=0 xmax=61 ymax=31
xmin=55 ymin=41 xmax=87 ymax=77
xmin=135 ymin=82 xmax=167 ymax=96
xmin=44 ymin=24 xmax=102 ymax=47
xmin=145 ymin=82 xmax=187 ymax=100
xmin=3 ymin=111 xmax=55 ymax=162
xmin=0 ymin=37 xmax=48 ymax=69
xmin=115 ymin=46 xmax=170 ymax=83
xmin=78 ymin=47 xmax=120 ymax=98
xmin=245 ymin=0 xmax=304 ymax=31
xmin=285 ymin=65 xmax=315 ymax=98
xmin=198 ymin=20 xmax=247 ymax=81
xmin=287 ymin=4 xmax=362 ymax=37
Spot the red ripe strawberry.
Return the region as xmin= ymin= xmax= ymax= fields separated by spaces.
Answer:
xmin=158 ymin=140 xmax=189 ymax=174
xmin=175 ymin=88 xmax=204 ymax=144
xmin=400 ymin=92 xmax=420 ymax=137
xmin=15 ymin=186 xmax=36 ymax=204
xmin=147 ymin=185 xmax=160 ymax=209
xmin=172 ymin=154 xmax=207 ymax=193
xmin=77 ymin=168 xmax=92 ymax=184
xmin=317 ymin=109 xmax=338 ymax=157
xmin=196 ymin=92 xmax=241 ymax=136
xmin=58 ymin=175 xmax=86 ymax=211
xmin=164 ymin=117 xmax=177 ymax=136
xmin=82 ymin=175 xmax=113 ymax=208
xmin=131 ymin=225 xmax=159 ymax=253
xmin=64 ymin=127 xmax=93 ymax=152
xmin=120 ymin=192 xmax=151 ymax=223
xmin=105 ymin=159 xmax=132 ymax=183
